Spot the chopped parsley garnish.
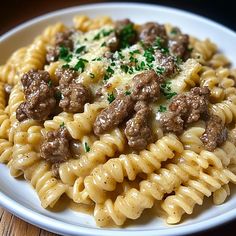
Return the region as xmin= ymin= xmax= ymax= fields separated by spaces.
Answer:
xmin=84 ymin=142 xmax=90 ymax=152
xmin=92 ymin=57 xmax=102 ymax=61
xmin=121 ymin=64 xmax=129 ymax=73
xmin=60 ymin=122 xmax=65 ymax=128
xmin=154 ymin=37 xmax=169 ymax=54
xmin=47 ymin=80 xmax=52 ymax=87
xmin=107 ymin=93 xmax=115 ymax=103
xmin=170 ymin=28 xmax=178 ymax=35
xmin=125 ymin=90 xmax=131 ymax=96
xmin=101 ymin=42 xmax=107 ymax=47
xmin=144 ymin=47 xmax=155 ymax=63
xmin=158 ymin=105 xmax=167 ymax=112
xmin=104 ymin=66 xmax=114 ymax=81
xmin=118 ymin=52 xmax=125 ymax=59
xmin=129 ymin=55 xmax=138 ymax=64
xmin=55 ymin=91 xmax=62 ymax=101
xmin=119 ymin=24 xmax=137 ymax=48
xmin=93 ymin=29 xmax=114 ymax=40
xmin=174 ymin=56 xmax=183 ymax=65
xmin=111 ymin=62 xmax=116 ymax=66
xmin=160 ymin=81 xmax=177 ymax=99
xmin=59 ymin=46 xmax=72 ymax=62
xmin=187 ymin=47 xmax=193 ymax=52
xmin=76 ymin=45 xmax=86 ymax=54
xmin=74 ymin=58 xmax=88 ymax=72
xmin=129 ymin=49 xmax=140 ymax=56
xmin=89 ymin=73 xmax=95 ymax=79
xmin=62 ymin=64 xmax=70 ymax=69
xmin=156 ymin=66 xmax=165 ymax=75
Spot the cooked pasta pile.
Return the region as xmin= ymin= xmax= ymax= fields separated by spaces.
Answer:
xmin=1 ymin=15 xmax=236 ymax=227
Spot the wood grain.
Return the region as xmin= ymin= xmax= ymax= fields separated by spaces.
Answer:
xmin=0 ymin=208 xmax=57 ymax=236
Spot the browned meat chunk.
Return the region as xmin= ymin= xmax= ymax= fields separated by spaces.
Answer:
xmin=107 ymin=33 xmax=119 ymax=52
xmin=131 ymin=70 xmax=160 ymax=102
xmin=160 ymin=87 xmax=210 ymax=134
xmin=55 ymin=29 xmax=74 ymax=50
xmin=46 ymin=29 xmax=74 ymax=63
xmin=159 ymin=112 xmax=184 ymax=134
xmin=56 ymin=67 xmax=78 ymax=88
xmin=46 ymin=47 xmax=60 ymax=63
xmin=40 ymin=127 xmax=72 ymax=164
xmin=125 ymin=101 xmax=153 ymax=150
xmin=170 ymin=87 xmax=210 ymax=123
xmin=16 ymin=69 xmax=56 ymax=122
xmin=200 ymin=115 xmax=227 ymax=151
xmin=168 ymin=27 xmax=190 ymax=60
xmin=16 ymin=102 xmax=28 ymax=122
xmin=59 ymin=82 xmax=91 ymax=113
xmin=155 ymin=51 xmax=177 ymax=81
xmin=115 ymin=19 xmax=133 ymax=34
xmin=115 ymin=19 xmax=137 ymax=48
xmin=94 ymin=94 xmax=134 ymax=135
xmin=56 ymin=68 xmax=91 ymax=113
xmin=139 ymin=22 xmax=168 ymax=46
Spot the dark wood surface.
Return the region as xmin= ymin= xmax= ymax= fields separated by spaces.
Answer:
xmin=0 ymin=0 xmax=235 ymax=235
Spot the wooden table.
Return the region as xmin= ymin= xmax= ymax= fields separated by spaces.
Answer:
xmin=0 ymin=1 xmax=235 ymax=235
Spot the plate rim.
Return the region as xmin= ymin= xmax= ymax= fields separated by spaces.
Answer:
xmin=0 ymin=2 xmax=236 ymax=235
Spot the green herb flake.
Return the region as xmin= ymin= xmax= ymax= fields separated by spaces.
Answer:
xmin=129 ymin=49 xmax=140 ymax=56
xmin=170 ymin=28 xmax=178 ymax=35
xmin=89 ymin=73 xmax=95 ymax=79
xmin=48 ymin=80 xmax=52 ymax=87
xmin=55 ymin=91 xmax=62 ymax=101
xmin=92 ymin=57 xmax=102 ymax=61
xmin=174 ymin=56 xmax=183 ymax=65
xmin=60 ymin=122 xmax=65 ymax=128
xmin=76 ymin=45 xmax=86 ymax=54
xmin=84 ymin=142 xmax=90 ymax=152
xmin=62 ymin=64 xmax=70 ymax=69
xmin=160 ymin=81 xmax=177 ymax=99
xmin=93 ymin=29 xmax=114 ymax=40
xmin=101 ymin=42 xmax=107 ymax=47
xmin=187 ymin=47 xmax=193 ymax=52
xmin=158 ymin=105 xmax=167 ymax=112
xmin=144 ymin=47 xmax=155 ymax=63
xmin=111 ymin=62 xmax=116 ymax=66
xmin=125 ymin=90 xmax=131 ymax=96
xmin=104 ymin=66 xmax=114 ymax=81
xmin=156 ymin=66 xmax=165 ymax=75
xmin=119 ymin=24 xmax=137 ymax=49
xmin=118 ymin=52 xmax=125 ymax=59
xmin=121 ymin=64 xmax=129 ymax=73
xmin=107 ymin=93 xmax=115 ymax=103
xmin=154 ymin=37 xmax=169 ymax=54
xmin=59 ymin=46 xmax=72 ymax=62
xmin=93 ymin=33 xmax=101 ymax=40
xmin=74 ymin=58 xmax=88 ymax=72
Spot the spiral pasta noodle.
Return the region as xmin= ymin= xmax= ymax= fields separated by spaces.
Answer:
xmin=81 ymin=134 xmax=183 ymax=204
xmin=8 ymin=119 xmax=67 ymax=208
xmin=65 ymin=102 xmax=107 ymax=140
xmin=210 ymin=99 xmax=236 ymax=125
xmin=170 ymin=58 xmax=201 ymax=93
xmin=59 ymin=128 xmax=126 ymax=185
xmin=93 ymin=150 xmax=222 ymax=226
xmin=73 ymin=15 xmax=113 ymax=32
xmin=161 ymin=167 xmax=236 ymax=224
xmin=191 ymin=38 xmax=217 ymax=64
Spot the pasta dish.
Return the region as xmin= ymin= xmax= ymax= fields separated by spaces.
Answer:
xmin=0 ymin=15 xmax=236 ymax=227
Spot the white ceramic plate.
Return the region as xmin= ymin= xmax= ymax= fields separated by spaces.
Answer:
xmin=0 ymin=3 xmax=236 ymax=236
